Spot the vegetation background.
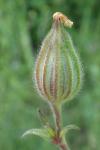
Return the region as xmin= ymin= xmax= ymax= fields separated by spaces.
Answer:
xmin=0 ymin=0 xmax=100 ymax=150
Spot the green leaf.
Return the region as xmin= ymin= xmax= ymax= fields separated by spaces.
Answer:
xmin=22 ymin=128 xmax=50 ymax=139
xmin=60 ymin=124 xmax=80 ymax=137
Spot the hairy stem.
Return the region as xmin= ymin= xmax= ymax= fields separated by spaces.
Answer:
xmin=59 ymin=137 xmax=70 ymax=150
xmin=50 ymin=103 xmax=70 ymax=150
xmin=52 ymin=103 xmax=61 ymax=133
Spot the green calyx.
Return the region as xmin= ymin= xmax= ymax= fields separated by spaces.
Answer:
xmin=34 ymin=12 xmax=83 ymax=105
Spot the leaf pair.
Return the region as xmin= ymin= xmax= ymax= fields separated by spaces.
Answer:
xmin=22 ymin=124 xmax=79 ymax=141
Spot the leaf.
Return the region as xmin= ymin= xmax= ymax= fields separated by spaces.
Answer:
xmin=37 ymin=107 xmax=50 ymax=126
xmin=22 ymin=128 xmax=50 ymax=140
xmin=60 ymin=124 xmax=80 ymax=137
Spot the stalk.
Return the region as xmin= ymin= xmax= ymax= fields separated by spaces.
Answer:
xmin=59 ymin=137 xmax=70 ymax=150
xmin=50 ymin=103 xmax=70 ymax=150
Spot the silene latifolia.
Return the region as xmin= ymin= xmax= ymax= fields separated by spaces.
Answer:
xmin=23 ymin=12 xmax=83 ymax=150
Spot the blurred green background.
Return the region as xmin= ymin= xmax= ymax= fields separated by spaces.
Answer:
xmin=0 ymin=0 xmax=100 ymax=150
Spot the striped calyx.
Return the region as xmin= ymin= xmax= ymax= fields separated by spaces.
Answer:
xmin=34 ymin=12 xmax=83 ymax=105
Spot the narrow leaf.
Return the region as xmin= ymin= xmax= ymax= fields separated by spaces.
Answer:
xmin=60 ymin=124 xmax=80 ymax=137
xmin=22 ymin=128 xmax=50 ymax=139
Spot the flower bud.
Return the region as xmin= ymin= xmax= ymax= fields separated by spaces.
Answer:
xmin=34 ymin=12 xmax=83 ymax=105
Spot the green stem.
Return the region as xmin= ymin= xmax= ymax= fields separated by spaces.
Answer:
xmin=52 ymin=103 xmax=61 ymax=133
xmin=49 ymin=103 xmax=70 ymax=150
xmin=59 ymin=137 xmax=70 ymax=150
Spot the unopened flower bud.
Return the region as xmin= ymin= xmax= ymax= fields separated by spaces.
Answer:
xmin=34 ymin=12 xmax=83 ymax=105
